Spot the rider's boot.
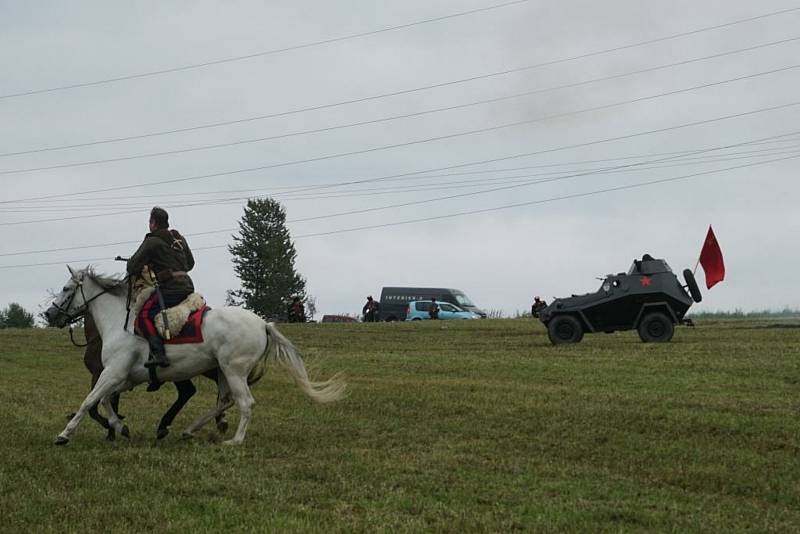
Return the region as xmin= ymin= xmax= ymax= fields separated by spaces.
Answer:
xmin=144 ymin=335 xmax=170 ymax=368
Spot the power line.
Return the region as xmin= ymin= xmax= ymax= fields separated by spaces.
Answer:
xmin=1 ymin=63 xmax=797 ymax=183
xmin=0 ymin=0 xmax=530 ymax=100
xmin=2 ymin=151 xmax=796 ymax=270
xmin=4 ymin=33 xmax=799 ymax=159
xmin=288 ymin=153 xmax=800 ymax=238
xmin=2 ymin=99 xmax=799 ymax=208
xmin=2 ymin=130 xmax=798 ymax=256
xmin=5 ymin=142 xmax=799 ymax=214
xmin=10 ymin=134 xmax=800 ymax=205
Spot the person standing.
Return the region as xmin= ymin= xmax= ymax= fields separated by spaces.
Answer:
xmin=429 ymin=298 xmax=440 ymax=320
xmin=288 ymin=296 xmax=306 ymax=323
xmin=362 ymin=296 xmax=380 ymax=322
xmin=127 ymin=207 xmax=195 ymax=368
xmin=531 ymin=296 xmax=547 ymax=318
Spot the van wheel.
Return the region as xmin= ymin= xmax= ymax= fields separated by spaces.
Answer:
xmin=547 ymin=315 xmax=583 ymax=344
xmin=411 ymin=318 xmax=421 ymax=321
xmin=384 ymin=316 xmax=397 ymax=322
xmin=638 ymin=312 xmax=674 ymax=342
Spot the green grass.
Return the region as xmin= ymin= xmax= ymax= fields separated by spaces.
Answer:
xmin=1 ymin=319 xmax=799 ymax=532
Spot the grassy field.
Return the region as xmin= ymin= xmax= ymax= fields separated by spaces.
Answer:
xmin=1 ymin=318 xmax=798 ymax=532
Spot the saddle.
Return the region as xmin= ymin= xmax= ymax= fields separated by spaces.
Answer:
xmin=132 ymin=268 xmax=209 ymax=344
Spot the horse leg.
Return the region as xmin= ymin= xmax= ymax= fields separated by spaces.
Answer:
xmin=111 ymin=392 xmax=123 ymax=419
xmin=221 ymin=373 xmax=256 ymax=446
xmin=156 ymin=380 xmax=196 ymax=440
xmin=99 ymin=391 xmax=130 ymax=439
xmin=55 ymin=368 xmax=126 ymax=445
xmin=181 ymin=397 xmax=234 ymax=439
xmin=201 ymin=368 xmax=228 ymax=434
xmin=214 ymin=413 xmax=229 ymax=435
xmin=88 ymin=400 xmax=117 ymax=441
xmin=182 ymin=376 xmax=231 ymax=439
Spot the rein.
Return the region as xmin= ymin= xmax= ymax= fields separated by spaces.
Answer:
xmin=68 ymin=322 xmax=100 ymax=348
xmin=54 ymin=275 xmax=128 ymax=329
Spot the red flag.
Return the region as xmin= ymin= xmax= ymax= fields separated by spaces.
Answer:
xmin=699 ymin=225 xmax=725 ymax=289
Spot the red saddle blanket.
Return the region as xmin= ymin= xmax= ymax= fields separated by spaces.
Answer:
xmin=134 ymin=305 xmax=211 ymax=345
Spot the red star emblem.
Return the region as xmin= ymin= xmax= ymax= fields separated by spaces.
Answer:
xmin=640 ymin=276 xmax=652 ymax=287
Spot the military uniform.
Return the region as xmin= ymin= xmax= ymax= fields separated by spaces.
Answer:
xmin=362 ymin=298 xmax=379 ymax=322
xmin=128 ymin=228 xmax=194 ymax=368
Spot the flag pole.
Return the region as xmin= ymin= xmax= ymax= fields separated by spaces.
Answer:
xmin=693 ymin=224 xmax=708 ymax=275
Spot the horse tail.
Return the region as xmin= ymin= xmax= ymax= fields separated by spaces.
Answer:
xmin=248 ymin=322 xmax=346 ymax=403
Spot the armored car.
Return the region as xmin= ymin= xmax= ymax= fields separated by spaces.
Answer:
xmin=539 ymin=256 xmax=702 ymax=344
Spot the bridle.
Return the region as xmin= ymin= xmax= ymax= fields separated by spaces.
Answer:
xmin=51 ymin=274 xmax=127 ymax=334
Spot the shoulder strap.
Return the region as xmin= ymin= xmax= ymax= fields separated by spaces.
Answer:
xmin=168 ymin=230 xmax=185 ymax=252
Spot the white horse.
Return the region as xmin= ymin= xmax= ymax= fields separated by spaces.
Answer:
xmin=45 ymin=266 xmax=345 ymax=445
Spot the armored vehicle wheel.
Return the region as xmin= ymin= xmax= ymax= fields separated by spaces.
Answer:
xmin=683 ymin=269 xmax=702 ymax=303
xmin=547 ymin=315 xmax=584 ymax=344
xmin=638 ymin=312 xmax=674 ymax=343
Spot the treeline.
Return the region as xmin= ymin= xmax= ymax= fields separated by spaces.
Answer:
xmin=0 ymin=303 xmax=35 ymax=328
xmin=687 ymin=308 xmax=800 ymax=319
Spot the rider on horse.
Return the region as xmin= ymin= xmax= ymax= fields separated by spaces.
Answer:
xmin=127 ymin=207 xmax=195 ymax=369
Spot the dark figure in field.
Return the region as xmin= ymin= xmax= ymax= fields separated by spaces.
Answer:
xmin=362 ymin=296 xmax=379 ymax=322
xmin=429 ymin=298 xmax=440 ymax=320
xmin=288 ymin=296 xmax=306 ymax=323
xmin=531 ymin=296 xmax=547 ymax=318
xmin=76 ymin=312 xmax=226 ymax=441
xmin=127 ymin=206 xmax=195 ymax=369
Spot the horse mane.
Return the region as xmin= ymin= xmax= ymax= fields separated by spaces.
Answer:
xmin=82 ymin=266 xmax=128 ymax=296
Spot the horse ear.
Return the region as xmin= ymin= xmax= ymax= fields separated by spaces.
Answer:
xmin=67 ymin=265 xmax=75 ymax=278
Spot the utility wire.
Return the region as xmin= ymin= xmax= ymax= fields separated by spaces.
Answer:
xmin=3 ymin=33 xmax=799 ymax=159
xmin=0 ymin=0 xmax=530 ymax=100
xmin=1 ymin=63 xmax=798 ymax=181
xmin=9 ymin=134 xmax=800 ymax=205
xmin=2 ymin=151 xmax=796 ymax=270
xmin=5 ymin=143 xmax=799 ymax=213
xmin=287 ymin=153 xmax=800 ymax=238
xmin=2 ymin=130 xmax=797 ymax=255
xmin=3 ymin=99 xmax=799 ymax=206
xmin=4 ymin=44 xmax=800 ymax=174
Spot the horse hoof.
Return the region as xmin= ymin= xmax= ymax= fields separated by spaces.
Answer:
xmin=223 ymin=439 xmax=241 ymax=446
xmin=54 ymin=436 xmax=69 ymax=446
xmin=216 ymin=420 xmax=229 ymax=434
xmin=156 ymin=427 xmax=169 ymax=440
xmin=180 ymin=431 xmax=194 ymax=441
xmin=121 ymin=425 xmax=130 ymax=439
xmin=106 ymin=429 xmax=116 ymax=442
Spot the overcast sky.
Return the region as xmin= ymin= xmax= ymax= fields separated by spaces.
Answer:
xmin=1 ymin=0 xmax=798 ymax=320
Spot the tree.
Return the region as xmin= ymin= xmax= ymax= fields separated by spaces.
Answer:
xmin=228 ymin=198 xmax=306 ymax=320
xmin=0 ymin=302 xmax=35 ymax=328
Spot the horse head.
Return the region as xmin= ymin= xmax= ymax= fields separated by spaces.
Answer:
xmin=45 ymin=266 xmax=92 ymax=328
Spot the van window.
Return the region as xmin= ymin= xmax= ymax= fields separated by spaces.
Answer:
xmin=440 ymin=304 xmax=457 ymax=312
xmin=416 ymin=302 xmax=431 ymax=312
xmin=454 ymin=293 xmax=474 ymax=307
